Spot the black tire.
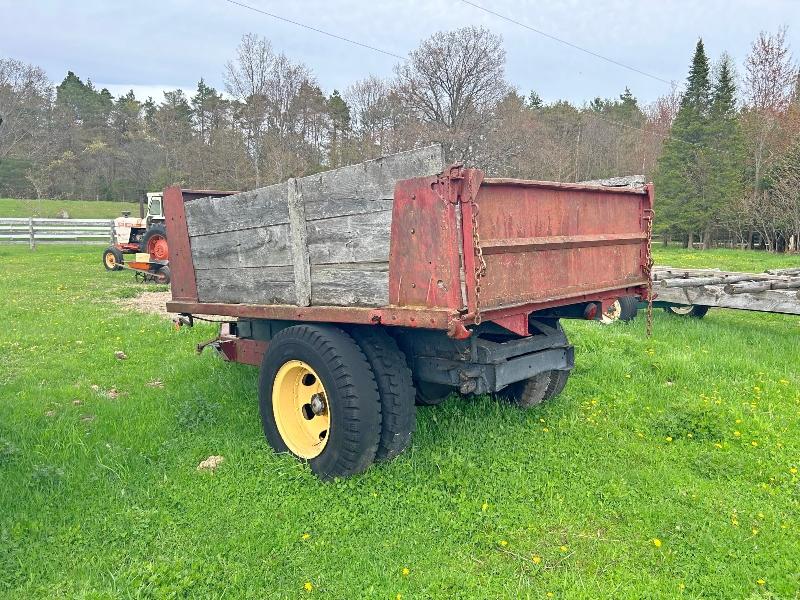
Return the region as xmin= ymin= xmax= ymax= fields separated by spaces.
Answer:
xmin=258 ymin=324 xmax=381 ymax=479
xmin=500 ymin=372 xmax=553 ymax=408
xmin=415 ymin=381 xmax=452 ymax=406
xmin=664 ymin=304 xmax=710 ymax=319
xmin=349 ymin=327 xmax=416 ymax=462
xmin=102 ymin=247 xmax=123 ymax=271
xmin=154 ymin=265 xmax=170 ymax=285
xmin=140 ymin=224 xmax=168 ymax=257
xmin=543 ymin=369 xmax=570 ymax=400
xmin=603 ymin=296 xmax=639 ymax=322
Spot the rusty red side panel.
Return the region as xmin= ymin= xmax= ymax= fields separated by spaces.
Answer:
xmin=164 ymin=187 xmax=238 ymax=302
xmin=472 ymin=179 xmax=650 ymax=313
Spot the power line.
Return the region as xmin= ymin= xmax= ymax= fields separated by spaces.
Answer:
xmin=221 ymin=0 xmax=726 ymax=157
xmin=222 ymin=0 xmax=408 ymax=61
xmin=458 ymin=0 xmax=675 ymax=86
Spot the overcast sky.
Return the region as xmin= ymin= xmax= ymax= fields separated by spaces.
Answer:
xmin=2 ymin=0 xmax=798 ymax=106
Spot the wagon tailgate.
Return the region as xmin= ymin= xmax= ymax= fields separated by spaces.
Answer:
xmin=475 ymin=179 xmax=651 ymax=311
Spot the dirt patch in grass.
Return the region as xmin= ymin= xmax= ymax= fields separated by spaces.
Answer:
xmin=116 ymin=290 xmax=228 ymax=322
xmin=117 ymin=291 xmax=172 ymax=318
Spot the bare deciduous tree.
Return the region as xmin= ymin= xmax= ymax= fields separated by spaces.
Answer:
xmin=0 ymin=58 xmax=52 ymax=159
xmin=393 ymin=26 xmax=508 ymax=159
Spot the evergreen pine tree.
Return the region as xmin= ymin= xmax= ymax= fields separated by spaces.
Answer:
xmin=706 ymin=55 xmax=745 ymax=246
xmin=655 ymin=39 xmax=713 ymax=246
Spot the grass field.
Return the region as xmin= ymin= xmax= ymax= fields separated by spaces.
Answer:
xmin=0 ymin=198 xmax=139 ymax=219
xmin=1 ymin=245 xmax=798 ymax=598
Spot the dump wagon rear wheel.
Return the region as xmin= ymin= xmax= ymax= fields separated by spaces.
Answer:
xmin=348 ymin=327 xmax=416 ymax=462
xmin=543 ymin=369 xmax=570 ymax=401
xmin=258 ymin=324 xmax=382 ymax=479
xmin=601 ymin=296 xmax=639 ymax=323
xmin=103 ymin=247 xmax=123 ymax=271
xmin=665 ymin=304 xmax=709 ymax=318
xmin=500 ymin=372 xmax=553 ymax=408
xmin=415 ymin=381 xmax=452 ymax=406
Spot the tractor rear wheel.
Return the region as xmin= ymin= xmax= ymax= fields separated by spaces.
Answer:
xmin=103 ymin=247 xmax=123 ymax=271
xmin=141 ymin=224 xmax=168 ymax=260
xmin=258 ymin=324 xmax=382 ymax=479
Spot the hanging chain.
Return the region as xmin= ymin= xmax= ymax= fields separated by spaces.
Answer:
xmin=643 ymin=208 xmax=655 ymax=337
xmin=471 ymin=198 xmax=487 ymax=326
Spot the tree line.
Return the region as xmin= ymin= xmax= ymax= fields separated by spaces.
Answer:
xmin=1 ymin=26 xmax=798 ymax=250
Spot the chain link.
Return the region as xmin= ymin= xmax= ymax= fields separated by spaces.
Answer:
xmin=471 ymin=199 xmax=487 ymax=325
xmin=643 ymin=208 xmax=655 ymax=337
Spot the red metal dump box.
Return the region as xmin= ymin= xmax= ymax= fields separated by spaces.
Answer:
xmin=162 ymin=156 xmax=653 ymax=479
xmin=165 ymin=165 xmax=653 ymax=338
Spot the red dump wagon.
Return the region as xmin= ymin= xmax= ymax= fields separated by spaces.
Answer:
xmin=165 ymin=146 xmax=653 ymax=479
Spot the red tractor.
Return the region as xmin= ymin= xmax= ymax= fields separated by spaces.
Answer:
xmin=103 ymin=192 xmax=170 ymax=282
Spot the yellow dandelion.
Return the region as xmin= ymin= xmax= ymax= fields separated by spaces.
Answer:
xmin=751 ymin=441 xmax=758 ymax=447
xmin=679 ymin=583 xmax=685 ymax=590
xmin=559 ymin=545 xmax=568 ymax=552
xmin=757 ymin=579 xmax=765 ymax=585
xmin=303 ymin=582 xmax=313 ymax=592
xmin=397 ymin=595 xmax=403 ymax=600
xmin=790 ymin=467 xmax=798 ymax=475
xmin=732 ymin=519 xmax=739 ymax=526
xmin=402 ymin=567 xmax=410 ymax=576
xmin=736 ymin=418 xmax=742 ymax=424
xmin=637 ymin=432 xmax=644 ymax=438
xmin=752 ymin=528 xmax=759 ymax=535
xmin=543 ymin=427 xmax=550 ymax=432
xmin=652 ymin=538 xmax=662 ymax=548
xmin=482 ymin=502 xmax=489 ymax=511
xmin=547 ymin=593 xmax=554 ymax=598
xmin=499 ymin=540 xmax=508 ymax=547
xmin=532 ymin=555 xmax=542 ymax=564
xmin=302 ymin=533 xmax=311 ymax=540
xmin=666 ymin=436 xmax=673 ymax=442
xmin=714 ymin=443 xmax=723 ymax=449
xmin=733 ymin=431 xmax=741 ymax=437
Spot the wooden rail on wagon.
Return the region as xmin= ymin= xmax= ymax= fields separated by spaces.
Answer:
xmin=654 ymin=266 xmax=800 ymax=315
xmin=0 ymin=218 xmax=114 ymax=248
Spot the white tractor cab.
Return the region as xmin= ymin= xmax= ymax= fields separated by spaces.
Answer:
xmin=103 ymin=192 xmax=170 ymax=278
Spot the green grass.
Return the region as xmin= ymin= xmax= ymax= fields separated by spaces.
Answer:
xmin=1 ymin=246 xmax=798 ymax=598
xmin=0 ymin=198 xmax=139 ymax=219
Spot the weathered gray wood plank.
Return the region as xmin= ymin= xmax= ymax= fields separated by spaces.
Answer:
xmin=310 ymin=264 xmax=389 ymax=307
xmin=306 ymin=210 xmax=392 ymax=265
xmin=299 ymin=145 xmax=445 ymax=221
xmin=185 ymin=182 xmax=289 ymax=237
xmin=656 ymin=284 xmax=800 ymax=315
xmin=287 ymin=178 xmax=311 ymax=307
xmin=196 ymin=266 xmax=295 ymax=305
xmin=189 ymin=224 xmax=291 ymax=270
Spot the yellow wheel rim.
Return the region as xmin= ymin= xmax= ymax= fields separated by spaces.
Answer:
xmin=105 ymin=253 xmax=116 ymax=269
xmin=272 ymin=360 xmax=330 ymax=459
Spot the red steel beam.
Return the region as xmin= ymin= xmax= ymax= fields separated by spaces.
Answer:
xmin=481 ymin=232 xmax=647 ymax=254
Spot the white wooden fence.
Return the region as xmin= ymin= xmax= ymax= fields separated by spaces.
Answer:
xmin=0 ymin=218 xmax=114 ymax=248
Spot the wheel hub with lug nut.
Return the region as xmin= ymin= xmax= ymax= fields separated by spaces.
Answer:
xmin=272 ymin=360 xmax=331 ymax=459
